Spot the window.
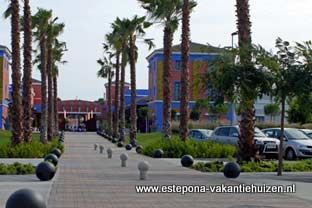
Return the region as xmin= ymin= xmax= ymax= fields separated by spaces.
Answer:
xmin=215 ymin=127 xmax=230 ymax=136
xmin=264 ymin=130 xmax=275 ymax=138
xmin=229 ymin=127 xmax=239 ymax=137
xmin=175 ymin=61 xmax=182 ymax=71
xmin=173 ymin=82 xmax=181 ymax=101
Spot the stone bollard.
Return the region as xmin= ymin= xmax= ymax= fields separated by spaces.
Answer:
xmin=120 ymin=153 xmax=128 ymax=167
xmin=107 ymin=148 xmax=113 ymax=159
xmin=181 ymin=155 xmax=194 ymax=167
xmin=125 ymin=144 xmax=132 ymax=151
xmin=6 ymin=189 xmax=46 ymax=208
xmin=138 ymin=161 xmax=150 ymax=180
xmin=50 ymin=148 xmax=62 ymax=158
xmin=99 ymin=145 xmax=104 ymax=154
xmin=153 ymin=149 xmax=164 ymax=158
xmin=36 ymin=161 xmax=56 ymax=181
xmin=223 ymin=162 xmax=241 ymax=179
xmin=94 ymin=144 xmax=98 ymax=151
xmin=44 ymin=154 xmax=58 ymax=166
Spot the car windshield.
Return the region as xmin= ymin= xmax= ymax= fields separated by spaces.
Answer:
xmin=285 ymin=129 xmax=310 ymax=140
xmin=254 ymin=127 xmax=266 ymax=137
xmin=201 ymin=130 xmax=212 ymax=137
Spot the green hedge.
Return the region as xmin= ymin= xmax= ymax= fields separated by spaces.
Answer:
xmin=0 ymin=162 xmax=35 ymax=175
xmin=0 ymin=139 xmax=64 ymax=158
xmin=193 ymin=160 xmax=312 ymax=172
xmin=142 ymin=137 xmax=237 ymax=158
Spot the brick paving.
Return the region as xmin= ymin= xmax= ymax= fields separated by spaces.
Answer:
xmin=47 ymin=133 xmax=312 ymax=208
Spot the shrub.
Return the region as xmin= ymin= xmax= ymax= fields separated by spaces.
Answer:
xmin=192 ymin=159 xmax=312 ymax=172
xmin=0 ymin=163 xmax=35 ymax=175
xmin=0 ymin=139 xmax=63 ymax=158
xmin=143 ymin=137 xmax=237 ymax=158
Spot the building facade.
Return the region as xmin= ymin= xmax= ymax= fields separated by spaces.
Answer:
xmin=147 ymin=42 xmax=222 ymax=131
xmin=58 ymin=100 xmax=103 ymax=131
xmin=0 ymin=46 xmax=11 ymax=129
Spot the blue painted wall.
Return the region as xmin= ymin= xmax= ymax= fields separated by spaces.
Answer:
xmin=0 ymin=105 xmax=3 ymax=129
xmin=148 ymin=101 xmax=196 ymax=131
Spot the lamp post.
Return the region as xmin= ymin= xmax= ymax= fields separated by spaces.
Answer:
xmin=230 ymin=32 xmax=238 ymax=125
xmin=231 ymin=31 xmax=238 ymax=49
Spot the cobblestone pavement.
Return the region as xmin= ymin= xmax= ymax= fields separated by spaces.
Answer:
xmin=47 ymin=133 xmax=312 ymax=208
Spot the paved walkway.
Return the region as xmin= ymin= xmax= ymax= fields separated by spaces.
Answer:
xmin=47 ymin=133 xmax=312 ymax=208
xmin=0 ymin=175 xmax=52 ymax=208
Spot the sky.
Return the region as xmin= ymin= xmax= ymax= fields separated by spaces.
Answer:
xmin=1 ymin=0 xmax=312 ymax=101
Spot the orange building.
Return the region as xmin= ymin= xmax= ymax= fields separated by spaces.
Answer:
xmin=0 ymin=45 xmax=11 ymax=129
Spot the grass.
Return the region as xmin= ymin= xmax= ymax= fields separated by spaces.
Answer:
xmin=0 ymin=130 xmax=63 ymax=158
xmin=125 ymin=132 xmax=163 ymax=147
xmin=0 ymin=130 xmax=40 ymax=145
xmin=124 ymin=133 xmax=237 ymax=159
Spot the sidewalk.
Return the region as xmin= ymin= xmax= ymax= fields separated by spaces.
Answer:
xmin=47 ymin=133 xmax=312 ymax=208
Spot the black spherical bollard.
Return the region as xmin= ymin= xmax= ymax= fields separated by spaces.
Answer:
xmin=125 ymin=144 xmax=132 ymax=151
xmin=36 ymin=161 xmax=56 ymax=181
xmin=44 ymin=154 xmax=58 ymax=166
xmin=50 ymin=148 xmax=61 ymax=158
xmin=136 ymin=145 xmax=143 ymax=154
xmin=130 ymin=139 xmax=137 ymax=147
xmin=223 ymin=162 xmax=241 ymax=179
xmin=153 ymin=149 xmax=164 ymax=158
xmin=6 ymin=189 xmax=46 ymax=208
xmin=181 ymin=155 xmax=194 ymax=167
xmin=112 ymin=138 xmax=117 ymax=143
xmin=117 ymin=142 xmax=124 ymax=148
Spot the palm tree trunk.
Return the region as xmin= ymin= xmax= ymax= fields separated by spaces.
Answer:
xmin=113 ymin=51 xmax=120 ymax=138
xmin=180 ymin=0 xmax=190 ymax=142
xmin=53 ymin=76 xmax=59 ymax=135
xmin=277 ymin=96 xmax=286 ymax=176
xmin=236 ymin=0 xmax=257 ymax=162
xmin=119 ymin=46 xmax=127 ymax=142
xmin=162 ymin=24 xmax=173 ymax=139
xmin=40 ymin=38 xmax=48 ymax=143
xmin=47 ymin=46 xmax=54 ymax=141
xmin=107 ymin=70 xmax=112 ymax=135
xmin=129 ymin=35 xmax=137 ymax=144
xmin=22 ymin=0 xmax=32 ymax=143
xmin=11 ymin=0 xmax=24 ymax=144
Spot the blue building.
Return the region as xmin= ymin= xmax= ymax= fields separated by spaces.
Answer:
xmin=146 ymin=42 xmax=223 ymax=131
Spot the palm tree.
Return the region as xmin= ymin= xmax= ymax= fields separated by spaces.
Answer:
xmin=10 ymin=0 xmax=24 ymax=144
xmin=235 ymin=0 xmax=257 ymax=161
xmin=52 ymin=40 xmax=67 ymax=136
xmin=47 ymin=20 xmax=65 ymax=141
xmin=180 ymin=0 xmax=196 ymax=141
xmin=97 ymin=56 xmax=114 ymax=134
xmin=111 ymin=18 xmax=130 ymax=142
xmin=124 ymin=16 xmax=154 ymax=145
xmin=106 ymin=32 xmax=121 ymax=138
xmin=22 ymin=0 xmax=33 ymax=143
xmin=32 ymin=9 xmax=53 ymax=143
xmin=138 ymin=0 xmax=196 ymax=138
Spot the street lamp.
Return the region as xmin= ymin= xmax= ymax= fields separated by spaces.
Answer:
xmin=230 ymin=31 xmax=238 ymax=125
xmin=231 ymin=31 xmax=238 ymax=49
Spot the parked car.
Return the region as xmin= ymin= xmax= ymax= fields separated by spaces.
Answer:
xmin=188 ymin=129 xmax=213 ymax=141
xmin=262 ymin=128 xmax=312 ymax=160
xmin=210 ymin=125 xmax=280 ymax=156
xmin=300 ymin=129 xmax=312 ymax=139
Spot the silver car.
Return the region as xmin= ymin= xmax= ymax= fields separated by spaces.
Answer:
xmin=189 ymin=129 xmax=213 ymax=142
xmin=262 ymin=128 xmax=312 ymax=160
xmin=300 ymin=129 xmax=312 ymax=139
xmin=210 ymin=126 xmax=280 ymax=156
